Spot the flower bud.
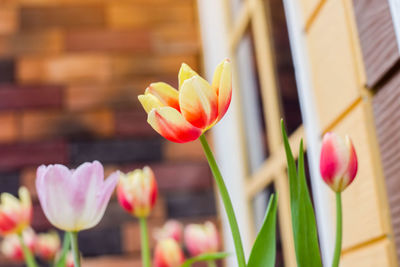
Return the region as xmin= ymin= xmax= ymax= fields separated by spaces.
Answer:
xmin=184 ymin=221 xmax=219 ymax=256
xmin=117 ymin=166 xmax=158 ymax=218
xmin=154 ymin=238 xmax=185 ymax=267
xmin=320 ymin=132 xmax=358 ymax=192
xmin=35 ymin=231 xmax=60 ymax=262
xmin=0 ymin=187 xmax=32 ymax=236
xmin=1 ymin=227 xmax=35 ymax=262
xmin=154 ymin=220 xmax=183 ymax=243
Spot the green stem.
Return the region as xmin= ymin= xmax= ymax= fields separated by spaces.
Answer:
xmin=207 ymin=260 xmax=217 ymax=267
xmin=17 ymin=232 xmax=38 ymax=267
xmin=139 ymin=217 xmax=151 ymax=267
xmin=68 ymin=231 xmax=81 ymax=267
xmin=332 ymin=192 xmax=342 ymax=267
xmin=199 ymin=134 xmax=246 ymax=267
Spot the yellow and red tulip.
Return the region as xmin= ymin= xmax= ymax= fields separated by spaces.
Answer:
xmin=0 ymin=187 xmax=32 ymax=236
xmin=117 ymin=166 xmax=158 ymax=218
xmin=34 ymin=231 xmax=60 ymax=262
xmin=154 ymin=220 xmax=183 ymax=243
xmin=320 ymin=132 xmax=358 ymax=192
xmin=154 ymin=238 xmax=185 ymax=267
xmin=0 ymin=227 xmax=36 ymax=262
xmin=138 ymin=59 xmax=232 ymax=143
xmin=184 ymin=221 xmax=219 ymax=256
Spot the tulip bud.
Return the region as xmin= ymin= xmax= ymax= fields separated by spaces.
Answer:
xmin=1 ymin=227 xmax=36 ymax=262
xmin=0 ymin=187 xmax=32 ymax=236
xmin=66 ymin=251 xmax=75 ymax=267
xmin=117 ymin=166 xmax=158 ymax=218
xmin=320 ymin=132 xmax=358 ymax=192
xmin=154 ymin=238 xmax=185 ymax=267
xmin=154 ymin=220 xmax=183 ymax=243
xmin=184 ymin=221 xmax=219 ymax=256
xmin=35 ymin=231 xmax=61 ymax=262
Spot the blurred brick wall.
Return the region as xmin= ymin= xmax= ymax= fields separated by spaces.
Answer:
xmin=0 ymin=0 xmax=217 ymax=266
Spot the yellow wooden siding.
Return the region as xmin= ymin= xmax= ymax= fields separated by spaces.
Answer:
xmin=341 ymin=239 xmax=396 ymax=267
xmin=306 ymin=0 xmax=360 ymax=130
xmin=332 ymin=102 xmax=388 ymax=249
xmin=299 ymin=0 xmax=322 ymax=26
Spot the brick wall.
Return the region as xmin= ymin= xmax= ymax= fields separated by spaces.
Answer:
xmin=0 ymin=0 xmax=217 ymax=265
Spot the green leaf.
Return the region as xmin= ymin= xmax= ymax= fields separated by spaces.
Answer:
xmin=54 ymin=232 xmax=71 ymax=267
xmin=281 ymin=120 xmax=322 ymax=267
xmin=247 ymin=194 xmax=277 ymax=267
xmin=180 ymin=252 xmax=229 ymax=267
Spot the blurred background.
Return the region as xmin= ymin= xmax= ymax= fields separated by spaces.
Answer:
xmin=0 ymin=0 xmax=218 ymax=266
xmin=2 ymin=0 xmax=400 ymax=266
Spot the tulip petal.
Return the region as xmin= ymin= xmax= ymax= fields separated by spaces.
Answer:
xmin=146 ymin=82 xmax=180 ymax=111
xmin=36 ymin=164 xmax=76 ymax=231
xmin=212 ymin=59 xmax=232 ymax=120
xmin=138 ymin=94 xmax=165 ymax=114
xmin=178 ymin=63 xmax=200 ymax=89
xmin=179 ymin=76 xmax=218 ymax=129
xmin=340 ymin=136 xmax=358 ymax=191
xmin=320 ymin=132 xmax=349 ymax=187
xmin=148 ymin=107 xmax=202 ymax=143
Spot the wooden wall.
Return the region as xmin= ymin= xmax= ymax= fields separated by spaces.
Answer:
xmin=0 ymin=0 xmax=218 ymax=266
xmin=353 ymin=0 xmax=400 ymax=263
xmin=298 ymin=0 xmax=398 ymax=265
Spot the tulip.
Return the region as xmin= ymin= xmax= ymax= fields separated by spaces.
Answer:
xmin=0 ymin=187 xmax=32 ymax=236
xmin=154 ymin=220 xmax=183 ymax=243
xmin=117 ymin=166 xmax=158 ymax=218
xmin=154 ymin=238 xmax=185 ymax=267
xmin=184 ymin=221 xmax=219 ymax=256
xmin=320 ymin=132 xmax=358 ymax=192
xmin=35 ymin=231 xmax=60 ymax=262
xmin=319 ymin=132 xmax=358 ymax=267
xmin=35 ymin=161 xmax=119 ymax=232
xmin=138 ymin=59 xmax=232 ymax=143
xmin=36 ymin=161 xmax=119 ymax=267
xmin=1 ymin=227 xmax=35 ymax=262
xmin=117 ymin=166 xmax=158 ymax=267
xmin=66 ymin=251 xmax=75 ymax=267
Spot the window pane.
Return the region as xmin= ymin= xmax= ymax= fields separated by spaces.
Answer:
xmin=265 ymin=0 xmax=302 ymax=135
xmin=235 ymin=24 xmax=269 ymax=174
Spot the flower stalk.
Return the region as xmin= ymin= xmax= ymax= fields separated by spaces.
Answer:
xmin=68 ymin=231 xmax=80 ymax=267
xmin=199 ymin=134 xmax=246 ymax=267
xmin=17 ymin=231 xmax=38 ymax=267
xmin=332 ymin=192 xmax=342 ymax=267
xmin=139 ymin=217 xmax=151 ymax=267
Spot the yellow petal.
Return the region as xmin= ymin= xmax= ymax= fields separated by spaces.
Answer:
xmin=0 ymin=193 xmax=20 ymax=212
xmin=179 ymin=76 xmax=218 ymax=129
xmin=212 ymin=59 xmax=232 ymax=120
xmin=18 ymin=187 xmax=31 ymax=209
xmin=138 ymin=94 xmax=165 ymax=114
xmin=178 ymin=63 xmax=200 ymax=89
xmin=147 ymin=107 xmax=202 ymax=143
xmin=146 ymin=82 xmax=180 ymax=110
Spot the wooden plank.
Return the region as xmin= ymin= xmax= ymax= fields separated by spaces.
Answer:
xmin=352 ymin=0 xmax=400 ymax=88
xmin=373 ymin=71 xmax=400 ymax=261
xmin=341 ymin=239 xmax=396 ymax=267
xmin=299 ymin=0 xmax=323 ymax=27
xmin=306 ymin=0 xmax=361 ymax=130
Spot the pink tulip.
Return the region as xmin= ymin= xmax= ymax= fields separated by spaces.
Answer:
xmin=0 ymin=187 xmax=32 ymax=236
xmin=154 ymin=238 xmax=185 ymax=267
xmin=1 ymin=227 xmax=36 ymax=262
xmin=66 ymin=251 xmax=75 ymax=267
xmin=320 ymin=132 xmax=358 ymax=192
xmin=154 ymin=220 xmax=183 ymax=243
xmin=184 ymin=221 xmax=219 ymax=256
xmin=35 ymin=230 xmax=60 ymax=262
xmin=36 ymin=161 xmax=119 ymax=232
xmin=117 ymin=166 xmax=158 ymax=218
